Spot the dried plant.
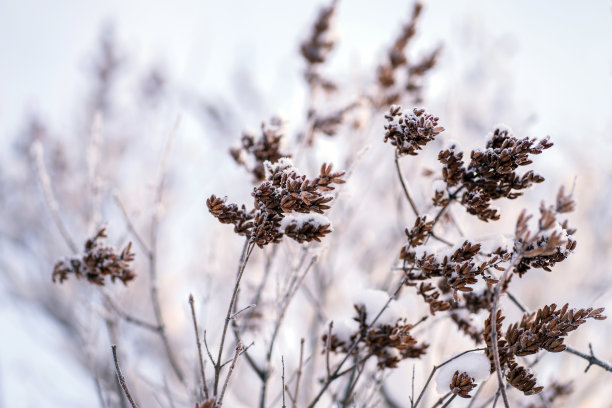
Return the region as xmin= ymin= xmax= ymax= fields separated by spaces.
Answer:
xmin=52 ymin=227 xmax=135 ymax=285
xmin=208 ymin=159 xmax=345 ymax=248
xmin=5 ymin=1 xmax=610 ymax=408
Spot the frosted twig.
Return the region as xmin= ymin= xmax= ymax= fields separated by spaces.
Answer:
xmin=31 ymin=140 xmax=78 ymax=254
xmin=189 ymin=294 xmax=209 ymax=399
xmin=112 ymin=345 xmax=139 ymax=408
xmin=217 ymin=342 xmax=242 ymax=407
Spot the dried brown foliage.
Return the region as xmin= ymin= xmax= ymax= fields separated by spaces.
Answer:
xmin=323 ymin=303 xmax=427 ymax=369
xmin=208 ymin=159 xmax=345 ymax=247
xmin=438 ymin=126 xmax=553 ymax=221
xmin=450 ymin=370 xmax=477 ymax=398
xmin=52 ymin=227 xmax=135 ymax=285
xmin=376 ymin=1 xmax=441 ymax=105
xmin=230 ymin=117 xmax=289 ymax=182
xmin=483 ymin=304 xmax=606 ymax=395
xmin=384 ymin=105 xmax=445 ymax=156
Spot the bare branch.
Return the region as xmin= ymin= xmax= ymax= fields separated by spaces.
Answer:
xmin=189 ymin=294 xmax=209 ymax=399
xmin=111 ymin=345 xmax=139 ymax=408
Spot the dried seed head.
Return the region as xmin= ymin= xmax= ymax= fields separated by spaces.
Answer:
xmin=450 ymin=371 xmax=477 ymax=398
xmin=384 ymin=105 xmax=444 ymax=156
xmin=52 ymin=227 xmax=135 ymax=286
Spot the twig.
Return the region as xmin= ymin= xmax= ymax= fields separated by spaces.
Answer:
xmin=440 ymin=394 xmax=456 ymax=408
xmin=203 ymin=330 xmax=216 ymax=367
xmin=489 ymin=260 xmax=516 ymax=408
xmin=308 ymin=278 xmax=408 ymax=408
xmin=231 ymin=304 xmax=256 ymax=320
xmin=214 ymin=239 xmax=255 ymax=395
xmin=282 ymin=356 xmax=287 ymax=408
xmin=148 ymin=116 xmax=185 ymax=383
xmin=341 ymin=360 xmax=366 ymax=408
xmin=260 ymin=256 xmax=318 ymax=408
xmin=220 ymin=341 xmax=255 ymax=368
xmin=394 ymin=151 xmax=419 ymax=216
xmin=113 ymin=193 xmax=151 ymax=255
xmin=325 ymin=322 xmax=333 ymax=380
xmin=430 ymin=391 xmax=451 ymax=408
xmin=293 ymin=339 xmax=305 ymax=408
xmin=103 ymin=292 xmax=160 ymax=332
xmin=217 ymin=342 xmax=242 ymax=407
xmin=413 ymin=348 xmax=486 ymax=408
xmin=189 ymin=294 xmax=209 ymax=399
xmin=565 ymin=344 xmax=612 ymax=373
xmin=111 ymin=345 xmax=139 ymax=408
xmin=31 ymin=140 xmax=78 ymax=254
xmin=411 ymin=364 xmax=416 ymax=408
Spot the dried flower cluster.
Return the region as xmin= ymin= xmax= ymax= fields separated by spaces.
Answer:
xmin=484 ymin=304 xmax=605 ymax=395
xmin=323 ymin=303 xmax=427 ymax=369
xmin=300 ymin=0 xmax=337 ymax=66
xmin=52 ymin=227 xmax=135 ymax=285
xmin=208 ymin=159 xmax=344 ymax=247
xmin=437 ymin=126 xmax=553 ymax=221
xmin=376 ymin=1 xmax=441 ymax=105
xmin=449 ymin=370 xmax=477 ymax=398
xmin=229 ymin=117 xmax=289 ymax=182
xmin=514 ymin=189 xmax=577 ymax=277
xmin=400 ymin=215 xmax=508 ymax=314
xmin=384 ymin=105 xmax=445 ymax=156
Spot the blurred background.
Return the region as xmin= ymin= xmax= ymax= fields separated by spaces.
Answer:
xmin=1 ymin=0 xmax=611 ymax=407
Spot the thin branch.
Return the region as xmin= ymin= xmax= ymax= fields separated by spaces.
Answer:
xmin=260 ymin=256 xmax=318 ymax=408
xmin=293 ymin=339 xmax=305 ymax=408
xmin=220 ymin=341 xmax=255 ymax=368
xmin=111 ymin=345 xmax=139 ymax=408
xmin=430 ymin=391 xmax=451 ymax=408
xmin=308 ymin=278 xmax=407 ymax=408
xmin=103 ymin=292 xmax=160 ymax=332
xmin=113 ymin=193 xmax=151 ymax=255
xmin=217 ymin=342 xmax=243 ymax=407
xmin=413 ymin=348 xmax=486 ymax=408
xmin=440 ymin=394 xmax=456 ymax=408
xmin=565 ymin=344 xmax=612 ymax=373
xmin=394 ymin=151 xmax=419 ymax=216
xmin=489 ymin=260 xmax=516 ymax=408
xmin=325 ymin=322 xmax=333 ymax=380
xmin=231 ymin=304 xmax=256 ymax=320
xmin=282 ymin=356 xmax=287 ymax=408
xmin=189 ymin=294 xmax=209 ymax=399
xmin=203 ymin=330 xmax=216 ymax=367
xmin=411 ymin=364 xmax=416 ymax=408
xmin=31 ymin=140 xmax=78 ymax=253
xmin=214 ymin=239 xmax=255 ymax=395
xmin=341 ymin=360 xmax=366 ymax=408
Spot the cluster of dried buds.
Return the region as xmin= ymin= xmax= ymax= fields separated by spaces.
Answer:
xmin=376 ymin=1 xmax=441 ymax=105
xmin=514 ymin=187 xmax=577 ymax=277
xmin=229 ymin=117 xmax=289 ymax=182
xmin=449 ymin=370 xmax=477 ymax=398
xmin=383 ymin=105 xmax=445 ymax=156
xmin=208 ymin=158 xmax=344 ymax=247
xmin=484 ymin=304 xmax=606 ymax=395
xmin=323 ymin=293 xmax=427 ymax=369
xmin=300 ymin=0 xmax=337 ymax=65
xmin=52 ymin=227 xmax=135 ymax=286
xmin=400 ymin=216 xmax=508 ymax=315
xmin=437 ymin=126 xmax=553 ymax=222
